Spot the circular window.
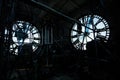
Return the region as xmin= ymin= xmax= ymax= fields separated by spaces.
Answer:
xmin=71 ymin=15 xmax=110 ymax=50
xmin=10 ymin=21 xmax=41 ymax=55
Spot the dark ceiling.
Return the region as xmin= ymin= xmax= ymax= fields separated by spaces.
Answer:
xmin=0 ymin=0 xmax=113 ymax=25
xmin=15 ymin=0 xmax=112 ymax=19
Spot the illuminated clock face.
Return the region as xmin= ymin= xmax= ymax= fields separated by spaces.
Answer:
xmin=71 ymin=15 xmax=110 ymax=50
xmin=9 ymin=21 xmax=41 ymax=55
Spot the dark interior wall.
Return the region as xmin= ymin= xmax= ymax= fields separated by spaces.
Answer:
xmin=0 ymin=0 xmax=119 ymax=80
xmin=0 ymin=0 xmax=117 ymax=62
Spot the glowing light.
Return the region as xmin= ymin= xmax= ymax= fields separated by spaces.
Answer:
xmin=71 ymin=15 xmax=110 ymax=50
xmin=10 ymin=21 xmax=41 ymax=55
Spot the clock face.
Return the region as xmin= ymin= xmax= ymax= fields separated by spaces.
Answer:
xmin=71 ymin=15 xmax=110 ymax=50
xmin=9 ymin=21 xmax=41 ymax=55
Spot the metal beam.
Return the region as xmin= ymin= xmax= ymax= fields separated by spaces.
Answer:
xmin=30 ymin=0 xmax=93 ymax=31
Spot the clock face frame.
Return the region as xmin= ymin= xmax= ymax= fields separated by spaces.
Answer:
xmin=9 ymin=21 xmax=41 ymax=55
xmin=71 ymin=15 xmax=110 ymax=50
